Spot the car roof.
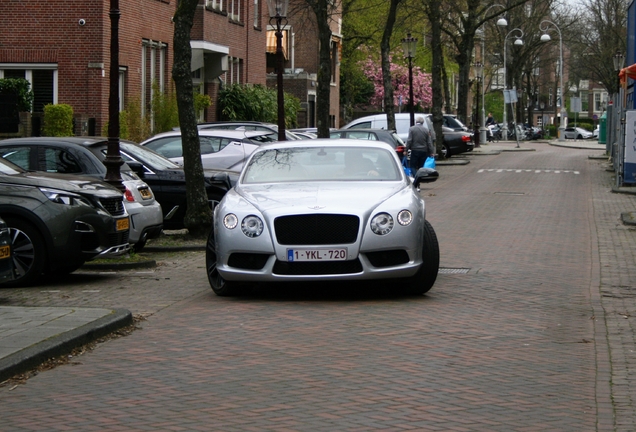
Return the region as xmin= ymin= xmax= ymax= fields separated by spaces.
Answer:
xmin=0 ymin=136 xmax=110 ymax=146
xmin=334 ymin=128 xmax=397 ymax=133
xmin=252 ymin=138 xmax=397 ymax=152
xmin=143 ymin=129 xmax=272 ymax=141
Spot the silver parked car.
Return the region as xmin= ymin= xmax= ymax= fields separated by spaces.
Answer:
xmin=140 ymin=129 xmax=275 ymax=172
xmin=563 ymin=126 xmax=593 ymax=140
xmin=206 ymin=139 xmax=440 ymax=296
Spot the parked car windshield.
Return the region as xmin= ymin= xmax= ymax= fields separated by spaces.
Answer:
xmin=0 ymin=156 xmax=26 ymax=175
xmin=96 ymin=142 xmax=181 ymax=170
xmin=242 ymin=146 xmax=401 ymax=184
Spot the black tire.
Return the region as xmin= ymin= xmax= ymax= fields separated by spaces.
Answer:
xmin=132 ymin=238 xmax=147 ymax=253
xmin=205 ymin=228 xmax=242 ymax=296
xmin=577 ymin=134 xmax=582 ymax=139
xmin=402 ymin=220 xmax=440 ymax=295
xmin=3 ymin=218 xmax=47 ymax=287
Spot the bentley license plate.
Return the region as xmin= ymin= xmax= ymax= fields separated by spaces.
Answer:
xmin=116 ymin=218 xmax=130 ymax=232
xmin=0 ymin=245 xmax=10 ymax=259
xmin=287 ymin=248 xmax=347 ymax=262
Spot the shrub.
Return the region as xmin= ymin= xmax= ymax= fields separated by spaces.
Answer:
xmin=102 ymin=110 xmax=130 ymax=140
xmin=152 ymin=82 xmax=179 ymax=134
xmin=218 ymin=84 xmax=300 ymax=128
xmin=42 ymin=104 xmax=74 ymax=136
xmin=0 ymin=78 xmax=34 ymax=112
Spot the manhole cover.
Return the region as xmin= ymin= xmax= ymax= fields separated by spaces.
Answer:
xmin=439 ymin=268 xmax=470 ymax=274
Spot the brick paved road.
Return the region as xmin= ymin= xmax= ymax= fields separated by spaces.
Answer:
xmin=0 ymin=143 xmax=633 ymax=431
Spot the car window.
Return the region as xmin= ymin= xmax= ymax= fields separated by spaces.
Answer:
xmin=116 ymin=143 xmax=181 ymax=170
xmin=352 ymin=121 xmax=372 ymax=129
xmin=242 ymin=146 xmax=401 ymax=183
xmin=40 ymin=147 xmax=82 ymax=174
xmin=144 ymin=137 xmax=184 ymax=158
xmin=346 ymin=131 xmax=377 ymax=141
xmin=0 ymin=147 xmax=31 ymax=169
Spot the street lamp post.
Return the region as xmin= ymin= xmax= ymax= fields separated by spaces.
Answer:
xmin=103 ymin=0 xmax=124 ymax=191
xmin=401 ymin=33 xmax=417 ymax=127
xmin=478 ymin=5 xmax=507 ymax=144
xmin=540 ymin=101 xmax=545 ymax=137
xmin=540 ymin=20 xmax=565 ymax=142
xmin=502 ymin=28 xmax=524 ymax=141
xmin=473 ymin=62 xmax=483 ymax=147
xmin=266 ymin=0 xmax=290 ymax=141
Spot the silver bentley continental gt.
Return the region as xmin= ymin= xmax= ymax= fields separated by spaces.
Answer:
xmin=206 ymin=139 xmax=440 ymax=296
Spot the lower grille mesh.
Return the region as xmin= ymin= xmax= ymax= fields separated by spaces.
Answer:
xmin=274 ymin=214 xmax=359 ymax=245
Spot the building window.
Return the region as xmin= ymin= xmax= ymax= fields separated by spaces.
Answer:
xmin=331 ymin=40 xmax=339 ymax=84
xmin=224 ymin=57 xmax=243 ymax=85
xmin=0 ymin=65 xmax=57 ymax=112
xmin=229 ymin=0 xmax=241 ymax=22
xmin=119 ymin=68 xmax=126 ymax=112
xmin=141 ymin=39 xmax=168 ymax=119
xmin=206 ymin=0 xmax=223 ymax=12
xmin=253 ymin=0 xmax=260 ymax=28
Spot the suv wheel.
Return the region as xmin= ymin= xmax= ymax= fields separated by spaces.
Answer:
xmin=4 ymin=218 xmax=46 ymax=287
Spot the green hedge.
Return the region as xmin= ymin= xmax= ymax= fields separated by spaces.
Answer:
xmin=0 ymin=78 xmax=33 ymax=112
xmin=42 ymin=104 xmax=74 ymax=136
xmin=218 ymin=84 xmax=300 ymax=128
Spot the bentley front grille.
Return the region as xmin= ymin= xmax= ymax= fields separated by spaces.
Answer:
xmin=274 ymin=214 xmax=359 ymax=245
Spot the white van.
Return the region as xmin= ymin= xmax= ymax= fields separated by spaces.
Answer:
xmin=342 ymin=112 xmax=468 ymax=140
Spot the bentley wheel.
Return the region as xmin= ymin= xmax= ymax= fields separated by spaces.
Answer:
xmin=205 ymin=228 xmax=241 ymax=296
xmin=441 ymin=144 xmax=450 ymax=159
xmin=403 ymin=220 xmax=439 ymax=295
xmin=4 ymin=218 xmax=46 ymax=287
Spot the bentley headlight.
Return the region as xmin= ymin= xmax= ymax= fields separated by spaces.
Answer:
xmin=223 ymin=213 xmax=238 ymax=229
xmin=370 ymin=212 xmax=394 ymax=235
xmin=39 ymin=188 xmax=92 ymax=207
xmin=397 ymin=210 xmax=413 ymax=226
xmin=241 ymin=215 xmax=264 ymax=238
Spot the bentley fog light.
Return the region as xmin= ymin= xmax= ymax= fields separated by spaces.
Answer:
xmin=241 ymin=215 xmax=264 ymax=237
xmin=223 ymin=213 xmax=238 ymax=229
xmin=370 ymin=212 xmax=394 ymax=235
xmin=397 ymin=210 xmax=413 ymax=226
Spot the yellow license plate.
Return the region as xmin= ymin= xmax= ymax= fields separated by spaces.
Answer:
xmin=139 ymin=188 xmax=152 ymax=199
xmin=0 ymin=245 xmax=10 ymax=259
xmin=116 ymin=218 xmax=130 ymax=232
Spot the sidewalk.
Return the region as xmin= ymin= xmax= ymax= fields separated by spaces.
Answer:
xmin=0 ymin=306 xmax=132 ymax=382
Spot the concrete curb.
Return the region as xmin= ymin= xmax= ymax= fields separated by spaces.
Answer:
xmin=0 ymin=308 xmax=132 ymax=382
xmin=142 ymin=245 xmax=205 ymax=253
xmin=621 ymin=212 xmax=636 ymax=226
xmin=82 ymin=260 xmax=157 ymax=270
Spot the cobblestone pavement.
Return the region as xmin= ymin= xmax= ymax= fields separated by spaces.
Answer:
xmin=0 ymin=142 xmax=634 ymax=431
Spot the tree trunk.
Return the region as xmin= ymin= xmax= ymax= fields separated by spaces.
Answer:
xmin=172 ymin=0 xmax=213 ymax=237
xmin=381 ymin=0 xmax=402 ymax=132
xmin=313 ymin=0 xmax=332 ymax=138
xmin=426 ymin=0 xmax=444 ymax=156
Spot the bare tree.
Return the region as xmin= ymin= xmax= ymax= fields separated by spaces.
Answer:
xmin=380 ymin=0 xmax=404 ymax=132
xmin=441 ymin=0 xmax=528 ymax=124
xmin=172 ymin=0 xmax=212 ymax=236
xmin=571 ymin=0 xmax=628 ymax=94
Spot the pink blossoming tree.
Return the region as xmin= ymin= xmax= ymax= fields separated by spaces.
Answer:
xmin=359 ymin=53 xmax=433 ymax=110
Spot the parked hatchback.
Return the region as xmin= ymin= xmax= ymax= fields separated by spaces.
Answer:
xmin=0 ymin=158 xmax=130 ymax=286
xmin=0 ymin=137 xmax=234 ymax=230
xmin=329 ymin=128 xmax=406 ymax=157
xmin=563 ymin=127 xmax=593 ymax=140
xmin=0 ymin=138 xmax=163 ymax=249
xmin=140 ymin=129 xmax=275 ymax=172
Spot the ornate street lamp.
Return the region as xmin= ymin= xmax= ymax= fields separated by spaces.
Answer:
xmin=401 ymin=33 xmax=417 ymax=127
xmin=502 ymin=28 xmax=524 ymax=141
xmin=266 ymin=0 xmax=290 ymax=141
xmin=478 ymin=5 xmax=507 ymax=144
xmin=540 ymin=20 xmax=565 ymax=142
xmin=104 ymin=0 xmax=124 ymax=191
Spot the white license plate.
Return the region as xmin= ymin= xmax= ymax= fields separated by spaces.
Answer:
xmin=287 ymin=248 xmax=347 ymax=262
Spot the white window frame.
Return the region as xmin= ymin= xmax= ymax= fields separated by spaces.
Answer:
xmin=0 ymin=63 xmax=58 ymax=111
xmin=230 ymin=0 xmax=241 ymax=21
xmin=206 ymin=0 xmax=223 ymax=12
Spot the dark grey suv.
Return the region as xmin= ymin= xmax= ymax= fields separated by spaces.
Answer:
xmin=0 ymin=158 xmax=130 ymax=287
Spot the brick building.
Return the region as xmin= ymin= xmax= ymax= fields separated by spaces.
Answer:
xmin=0 ymin=0 xmax=268 ymax=136
xmin=265 ymin=1 xmax=342 ymax=129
